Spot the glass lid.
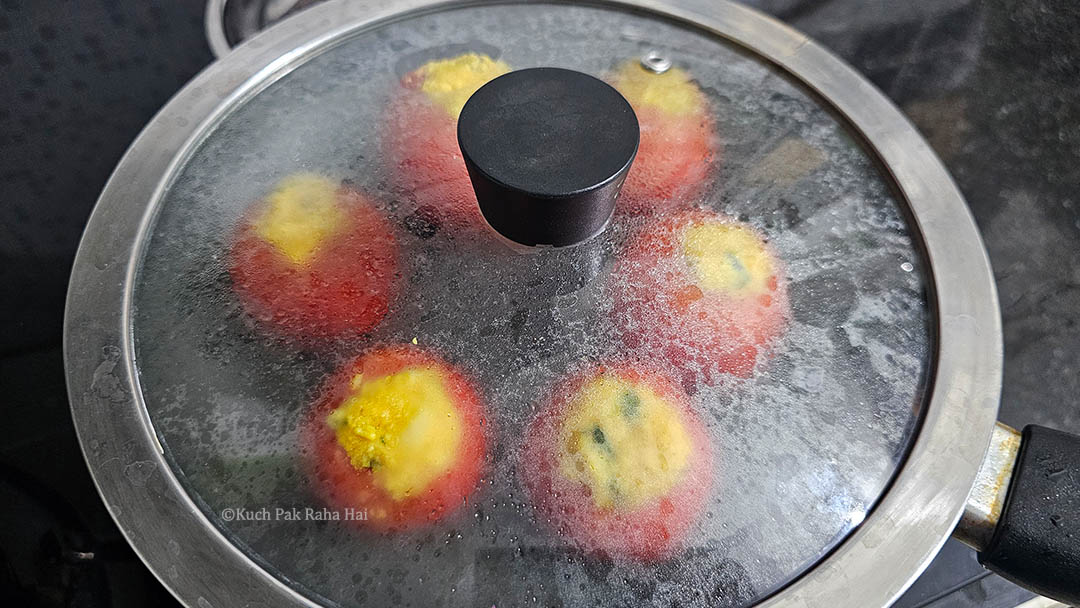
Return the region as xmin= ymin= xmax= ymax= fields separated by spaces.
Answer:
xmin=130 ymin=2 xmax=933 ymax=606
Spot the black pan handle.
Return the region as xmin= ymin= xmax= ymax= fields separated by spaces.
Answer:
xmin=977 ymin=425 xmax=1080 ymax=604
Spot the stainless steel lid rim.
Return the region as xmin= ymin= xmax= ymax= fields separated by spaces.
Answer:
xmin=64 ymin=1 xmax=1002 ymax=607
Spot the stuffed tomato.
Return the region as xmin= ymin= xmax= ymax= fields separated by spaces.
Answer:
xmin=521 ymin=365 xmax=712 ymax=561
xmin=611 ymin=209 xmax=789 ymax=383
xmin=384 ymin=53 xmax=510 ymax=232
xmin=229 ymin=173 xmax=398 ymax=340
xmin=301 ymin=346 xmax=487 ymax=531
xmin=610 ymin=60 xmax=717 ymax=216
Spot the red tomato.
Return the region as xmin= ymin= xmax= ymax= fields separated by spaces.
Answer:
xmin=620 ymin=107 xmax=716 ymax=216
xmin=300 ymin=346 xmax=488 ymax=531
xmin=520 ymin=365 xmax=713 ymax=562
xmin=611 ymin=209 xmax=789 ymax=386
xmin=383 ymin=54 xmax=510 ymax=234
xmin=609 ymin=61 xmax=718 ymax=216
xmin=383 ymin=90 xmax=484 ymax=233
xmin=229 ymin=182 xmax=398 ymax=341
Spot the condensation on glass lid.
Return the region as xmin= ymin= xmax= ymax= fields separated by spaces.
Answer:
xmin=129 ymin=3 xmax=933 ymax=607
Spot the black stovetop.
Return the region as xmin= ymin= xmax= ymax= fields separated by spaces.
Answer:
xmin=1 ymin=1 xmax=1077 ymax=606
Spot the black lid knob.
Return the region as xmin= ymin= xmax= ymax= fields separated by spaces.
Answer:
xmin=457 ymin=68 xmax=639 ymax=247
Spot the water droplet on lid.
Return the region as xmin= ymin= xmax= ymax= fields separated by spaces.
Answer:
xmin=900 ymin=262 xmax=914 ymax=272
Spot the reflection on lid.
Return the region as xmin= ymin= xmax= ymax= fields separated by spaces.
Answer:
xmin=747 ymin=137 xmax=827 ymax=188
